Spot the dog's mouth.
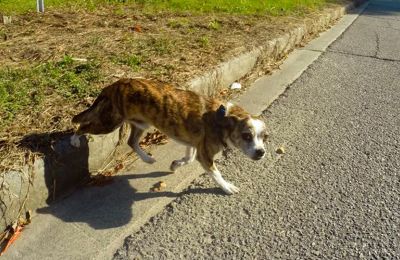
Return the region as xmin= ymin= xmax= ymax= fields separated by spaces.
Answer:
xmin=252 ymin=155 xmax=264 ymax=160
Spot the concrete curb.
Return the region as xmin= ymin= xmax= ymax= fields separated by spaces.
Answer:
xmin=187 ymin=1 xmax=363 ymax=97
xmin=0 ymin=0 xmax=367 ymax=233
xmin=0 ymin=129 xmax=126 ymax=232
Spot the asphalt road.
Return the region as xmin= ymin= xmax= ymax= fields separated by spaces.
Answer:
xmin=114 ymin=1 xmax=400 ymax=259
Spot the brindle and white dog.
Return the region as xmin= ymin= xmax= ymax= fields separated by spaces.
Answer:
xmin=71 ymin=78 xmax=267 ymax=194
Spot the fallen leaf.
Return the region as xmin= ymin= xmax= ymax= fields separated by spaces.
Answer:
xmin=129 ymin=24 xmax=142 ymax=32
xmin=150 ymin=181 xmax=167 ymax=192
xmin=0 ymin=225 xmax=23 ymax=256
xmin=276 ymin=147 xmax=285 ymax=154
xmin=140 ymin=130 xmax=168 ymax=148
xmin=114 ymin=163 xmax=124 ymax=172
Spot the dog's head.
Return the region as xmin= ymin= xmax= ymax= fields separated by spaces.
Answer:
xmin=217 ymin=103 xmax=268 ymax=160
xmin=72 ymin=87 xmax=123 ymax=135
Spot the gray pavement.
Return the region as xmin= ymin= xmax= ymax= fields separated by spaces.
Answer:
xmin=114 ymin=1 xmax=400 ymax=259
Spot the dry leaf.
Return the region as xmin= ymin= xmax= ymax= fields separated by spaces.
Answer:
xmin=129 ymin=24 xmax=142 ymax=32
xmin=0 ymin=225 xmax=23 ymax=256
xmin=151 ymin=181 xmax=167 ymax=192
xmin=140 ymin=130 xmax=168 ymax=148
xmin=114 ymin=163 xmax=124 ymax=172
xmin=276 ymin=147 xmax=285 ymax=154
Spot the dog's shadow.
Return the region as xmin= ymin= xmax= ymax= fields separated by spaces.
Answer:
xmin=19 ymin=131 xmax=223 ymax=230
xmin=37 ymin=173 xmax=223 ymax=230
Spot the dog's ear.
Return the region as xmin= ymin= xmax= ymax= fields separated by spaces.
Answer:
xmin=72 ymin=96 xmax=107 ymax=124
xmin=216 ymin=104 xmax=236 ymax=129
xmin=216 ymin=105 xmax=226 ymax=121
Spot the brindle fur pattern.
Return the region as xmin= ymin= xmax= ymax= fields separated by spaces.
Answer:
xmin=72 ymin=78 xmax=267 ymax=194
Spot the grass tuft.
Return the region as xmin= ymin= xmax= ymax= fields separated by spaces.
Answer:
xmin=113 ymin=54 xmax=142 ymax=71
xmin=0 ymin=56 xmax=102 ymax=127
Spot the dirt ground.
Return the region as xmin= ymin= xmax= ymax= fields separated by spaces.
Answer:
xmin=0 ymin=1 xmax=351 ymax=172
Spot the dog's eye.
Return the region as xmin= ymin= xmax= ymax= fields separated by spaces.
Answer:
xmin=241 ymin=133 xmax=252 ymax=141
xmin=263 ymin=133 xmax=269 ymax=141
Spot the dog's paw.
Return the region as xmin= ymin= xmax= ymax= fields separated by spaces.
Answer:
xmin=142 ymin=155 xmax=156 ymax=164
xmin=221 ymin=182 xmax=240 ymax=195
xmin=70 ymin=134 xmax=81 ymax=148
xmin=170 ymin=160 xmax=183 ymax=172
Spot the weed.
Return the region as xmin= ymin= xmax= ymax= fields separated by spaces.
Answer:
xmin=0 ymin=30 xmax=8 ymax=41
xmin=208 ymin=20 xmax=221 ymax=30
xmin=149 ymin=38 xmax=174 ymax=55
xmin=167 ymin=18 xmax=190 ymax=28
xmin=0 ymin=56 xmax=102 ymax=126
xmin=198 ymin=36 xmax=210 ymax=47
xmin=113 ymin=6 xmax=125 ymax=16
xmin=113 ymin=54 xmax=142 ymax=71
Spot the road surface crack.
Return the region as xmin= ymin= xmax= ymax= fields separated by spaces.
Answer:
xmin=326 ymin=49 xmax=400 ymax=63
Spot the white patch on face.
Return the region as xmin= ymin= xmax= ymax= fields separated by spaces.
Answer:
xmin=248 ymin=118 xmax=266 ymax=149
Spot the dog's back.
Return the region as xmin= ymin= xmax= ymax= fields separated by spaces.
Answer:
xmin=73 ymin=78 xmax=224 ymax=145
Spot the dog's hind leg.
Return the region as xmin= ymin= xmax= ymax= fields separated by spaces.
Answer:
xmin=170 ymin=146 xmax=197 ymax=172
xmin=127 ymin=123 xmax=156 ymax=164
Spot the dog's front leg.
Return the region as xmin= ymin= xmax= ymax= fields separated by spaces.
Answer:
xmin=208 ymin=164 xmax=240 ymax=195
xmin=128 ymin=123 xmax=156 ymax=164
xmin=197 ymin=147 xmax=239 ymax=195
xmin=170 ymin=146 xmax=197 ymax=172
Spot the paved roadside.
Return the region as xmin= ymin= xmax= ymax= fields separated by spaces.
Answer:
xmin=114 ymin=0 xmax=400 ymax=258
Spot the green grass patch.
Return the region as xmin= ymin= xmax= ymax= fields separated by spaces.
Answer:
xmin=144 ymin=38 xmax=175 ymax=55
xmin=198 ymin=36 xmax=210 ymax=47
xmin=0 ymin=0 xmax=333 ymax=15
xmin=0 ymin=56 xmax=102 ymax=127
xmin=208 ymin=20 xmax=221 ymax=30
xmin=112 ymin=54 xmax=142 ymax=71
xmin=167 ymin=18 xmax=191 ymax=28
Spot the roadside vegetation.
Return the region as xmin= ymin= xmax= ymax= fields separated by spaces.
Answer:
xmin=0 ymin=0 xmax=353 ymax=172
xmin=0 ymin=56 xmax=102 ymax=128
xmin=1 ymin=0 xmax=335 ymax=15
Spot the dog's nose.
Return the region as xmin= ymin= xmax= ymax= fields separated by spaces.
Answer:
xmin=255 ymin=149 xmax=265 ymax=158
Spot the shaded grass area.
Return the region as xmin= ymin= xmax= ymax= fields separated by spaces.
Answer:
xmin=0 ymin=56 xmax=102 ymax=130
xmin=1 ymin=0 xmax=331 ymax=15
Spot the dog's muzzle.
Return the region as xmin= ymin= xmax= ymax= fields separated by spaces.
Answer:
xmin=253 ymin=149 xmax=265 ymax=160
